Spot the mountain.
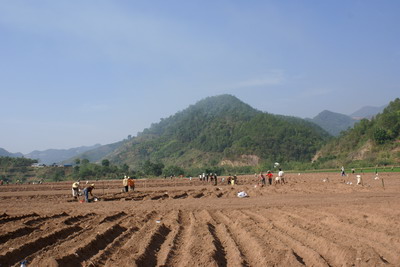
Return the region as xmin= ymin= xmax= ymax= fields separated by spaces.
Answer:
xmin=25 ymin=144 xmax=102 ymax=164
xmin=0 ymin=148 xmax=23 ymax=158
xmin=99 ymin=94 xmax=330 ymax=169
xmin=307 ymin=110 xmax=358 ymax=136
xmin=62 ymin=140 xmax=126 ymax=164
xmin=350 ymin=104 xmax=387 ymax=119
xmin=313 ymin=98 xmax=400 ymax=167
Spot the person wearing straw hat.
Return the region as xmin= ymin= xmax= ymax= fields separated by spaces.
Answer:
xmin=72 ymin=181 xmax=80 ymax=200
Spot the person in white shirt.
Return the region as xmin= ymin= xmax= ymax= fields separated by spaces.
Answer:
xmin=278 ymin=168 xmax=286 ymax=184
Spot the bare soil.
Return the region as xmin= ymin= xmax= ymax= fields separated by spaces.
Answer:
xmin=0 ymin=172 xmax=399 ymax=267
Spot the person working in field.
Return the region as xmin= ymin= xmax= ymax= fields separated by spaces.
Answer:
xmin=82 ymin=184 xmax=95 ymax=203
xmin=123 ymin=175 xmax=129 ymax=192
xmin=128 ymin=177 xmax=135 ymax=191
xmin=267 ymin=170 xmax=273 ymax=185
xmin=278 ymin=168 xmax=285 ymax=184
xmin=341 ymin=166 xmax=346 ymax=176
xmin=233 ymin=174 xmax=238 ymax=185
xmin=259 ymin=172 xmax=266 ymax=186
xmin=72 ymin=181 xmax=80 ymax=200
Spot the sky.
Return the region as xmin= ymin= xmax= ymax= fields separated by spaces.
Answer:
xmin=1 ymin=0 xmax=399 ymax=154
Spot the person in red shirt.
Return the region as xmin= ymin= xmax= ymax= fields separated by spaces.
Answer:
xmin=267 ymin=170 xmax=273 ymax=185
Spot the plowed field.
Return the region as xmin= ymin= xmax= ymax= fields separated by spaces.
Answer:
xmin=0 ymin=172 xmax=399 ymax=266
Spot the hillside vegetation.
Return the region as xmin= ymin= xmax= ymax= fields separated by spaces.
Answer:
xmin=314 ymin=98 xmax=400 ymax=168
xmin=105 ymin=95 xmax=330 ymax=172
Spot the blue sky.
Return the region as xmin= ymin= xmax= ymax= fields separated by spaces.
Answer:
xmin=1 ymin=1 xmax=399 ymax=153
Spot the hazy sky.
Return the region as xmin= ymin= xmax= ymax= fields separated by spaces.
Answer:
xmin=1 ymin=1 xmax=399 ymax=154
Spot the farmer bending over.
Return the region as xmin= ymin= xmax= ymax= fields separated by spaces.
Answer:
xmin=83 ymin=184 xmax=95 ymax=203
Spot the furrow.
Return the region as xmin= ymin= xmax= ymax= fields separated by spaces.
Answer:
xmin=0 ymin=213 xmax=39 ymax=225
xmin=134 ymin=224 xmax=172 ymax=266
xmin=0 ymin=213 xmax=86 ymax=256
xmin=231 ymin=210 xmax=330 ymax=267
xmin=99 ymin=211 xmax=127 ymax=224
xmin=153 ymin=210 xmax=182 ymax=266
xmin=178 ymin=210 xmax=222 ymax=267
xmin=244 ymin=209 xmax=350 ymax=266
xmin=172 ymin=192 xmax=188 ymax=199
xmin=150 ymin=194 xmax=169 ymax=200
xmin=0 ymin=225 xmax=82 ymax=266
xmin=86 ymin=225 xmax=139 ymax=266
xmin=300 ymin=207 xmax=400 ymax=264
xmin=211 ymin=210 xmax=270 ymax=267
xmin=62 ymin=213 xmax=96 ymax=225
xmin=162 ymin=210 xmax=194 ymax=267
xmin=27 ymin=214 xmax=122 ymax=265
xmin=324 ymin=206 xmax=400 ymax=238
xmin=206 ymin=210 xmax=249 ymax=267
xmin=87 ymin=211 xmax=156 ymax=266
xmin=24 ymin=212 xmax=69 ymax=226
xmin=273 ymin=208 xmax=390 ymax=266
xmin=56 ymin=224 xmax=128 ymax=266
xmin=102 ymin=211 xmax=166 ymax=266
xmin=0 ymin=225 xmax=38 ymax=244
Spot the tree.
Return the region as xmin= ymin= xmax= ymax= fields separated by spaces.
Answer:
xmin=142 ymin=160 xmax=164 ymax=176
xmin=373 ymin=128 xmax=391 ymax=144
xmin=101 ymin=159 xmax=110 ymax=167
xmin=163 ymin=165 xmax=184 ymax=177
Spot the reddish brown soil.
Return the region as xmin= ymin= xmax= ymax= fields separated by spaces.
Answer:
xmin=0 ymin=172 xmax=399 ymax=267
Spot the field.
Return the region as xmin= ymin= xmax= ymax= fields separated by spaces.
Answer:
xmin=0 ymin=172 xmax=399 ymax=267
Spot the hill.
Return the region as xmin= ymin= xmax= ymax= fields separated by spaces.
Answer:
xmin=350 ymin=104 xmax=387 ymax=119
xmin=307 ymin=110 xmax=358 ymax=136
xmin=25 ymin=144 xmax=102 ymax=165
xmin=313 ymin=98 xmax=400 ymax=168
xmin=63 ymin=141 xmax=126 ymax=164
xmin=0 ymin=148 xmax=23 ymax=158
xmin=101 ymin=95 xmax=330 ymax=171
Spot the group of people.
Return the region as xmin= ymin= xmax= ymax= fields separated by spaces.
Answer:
xmin=226 ymin=175 xmax=238 ymax=185
xmin=199 ymin=173 xmax=218 ymax=183
xmin=122 ymin=175 xmax=135 ymax=192
xmin=258 ymin=168 xmax=285 ymax=186
xmin=71 ymin=181 xmax=95 ymax=203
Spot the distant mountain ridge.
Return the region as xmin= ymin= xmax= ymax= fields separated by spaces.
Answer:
xmin=25 ymin=144 xmax=102 ymax=164
xmin=62 ymin=141 xmax=126 ymax=165
xmin=307 ymin=110 xmax=358 ymax=136
xmin=350 ymin=104 xmax=387 ymax=119
xmin=0 ymin=148 xmax=23 ymax=158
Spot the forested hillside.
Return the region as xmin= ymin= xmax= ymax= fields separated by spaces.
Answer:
xmin=314 ymin=98 xmax=400 ymax=168
xmin=105 ymin=95 xmax=330 ymax=172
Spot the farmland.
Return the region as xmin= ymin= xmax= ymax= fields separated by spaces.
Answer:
xmin=0 ymin=172 xmax=399 ymax=266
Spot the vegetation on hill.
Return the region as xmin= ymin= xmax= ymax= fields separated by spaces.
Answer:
xmin=0 ymin=156 xmax=133 ymax=183
xmin=314 ymin=98 xmax=400 ymax=168
xmin=0 ymin=157 xmax=37 ymax=183
xmin=106 ymin=95 xmax=331 ymax=173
